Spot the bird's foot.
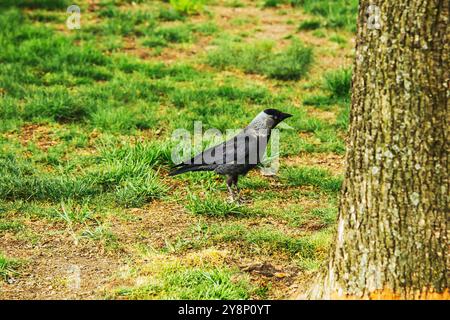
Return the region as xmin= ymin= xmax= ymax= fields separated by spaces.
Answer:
xmin=227 ymin=193 xmax=237 ymax=203
xmin=227 ymin=195 xmax=244 ymax=205
xmin=236 ymin=195 xmax=251 ymax=204
xmin=227 ymin=195 xmax=250 ymax=205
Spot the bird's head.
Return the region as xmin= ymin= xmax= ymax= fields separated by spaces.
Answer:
xmin=263 ymin=108 xmax=292 ymax=128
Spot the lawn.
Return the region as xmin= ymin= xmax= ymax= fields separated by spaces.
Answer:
xmin=0 ymin=0 xmax=354 ymax=299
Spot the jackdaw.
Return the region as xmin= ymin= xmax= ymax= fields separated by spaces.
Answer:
xmin=169 ymin=109 xmax=292 ymax=201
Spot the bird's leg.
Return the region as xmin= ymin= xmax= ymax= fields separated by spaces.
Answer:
xmin=232 ymin=175 xmax=241 ymax=204
xmin=226 ymin=176 xmax=236 ymax=202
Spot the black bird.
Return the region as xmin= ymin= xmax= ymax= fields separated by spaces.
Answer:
xmin=169 ymin=109 xmax=292 ymax=201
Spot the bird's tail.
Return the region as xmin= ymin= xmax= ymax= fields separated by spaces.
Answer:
xmin=168 ymin=164 xmax=210 ymax=176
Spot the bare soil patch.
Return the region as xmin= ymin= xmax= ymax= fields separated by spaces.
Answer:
xmin=285 ymin=153 xmax=345 ymax=176
xmin=0 ymin=220 xmax=123 ymax=299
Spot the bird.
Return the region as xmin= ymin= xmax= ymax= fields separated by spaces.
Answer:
xmin=169 ymin=109 xmax=292 ymax=202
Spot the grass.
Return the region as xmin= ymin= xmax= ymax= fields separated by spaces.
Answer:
xmin=303 ymin=94 xmax=335 ymax=108
xmin=0 ymin=253 xmax=21 ymax=282
xmin=264 ymin=40 xmax=314 ymax=80
xmin=0 ymin=0 xmax=70 ymax=9
xmin=114 ymin=172 xmax=168 ymax=208
xmin=329 ymin=33 xmax=347 ymax=46
xmin=261 ymin=0 xmax=357 ymax=31
xmin=0 ymin=142 xmax=168 ymax=205
xmin=116 ymin=266 xmax=252 ymax=299
xmin=311 ymin=207 xmax=337 ymax=226
xmin=263 ymin=0 xmax=284 ymax=8
xmin=245 ymin=228 xmax=316 ymax=258
xmin=281 ymin=166 xmax=343 ymax=193
xmin=191 ymin=223 xmax=323 ymax=260
xmin=185 ymin=193 xmax=252 ymax=216
xmin=298 ymin=0 xmax=358 ymax=31
xmin=170 ymin=0 xmax=207 ymax=15
xmin=80 ymin=224 xmax=119 ymax=251
xmin=324 ymin=67 xmax=352 ymax=99
xmin=206 ymin=40 xmax=313 ymax=80
xmin=336 ymin=102 xmax=350 ymax=129
xmin=298 ymin=19 xmax=322 ymax=31
xmin=158 ymin=7 xmax=185 ymax=21
xmin=111 ymin=249 xmax=254 ymax=299
xmin=0 ymin=220 xmax=24 ymax=233
xmin=0 ymin=0 xmax=352 ymax=299
xmin=0 ymin=155 xmax=100 ymax=201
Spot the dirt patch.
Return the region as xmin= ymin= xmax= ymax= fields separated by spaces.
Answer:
xmin=110 ymin=201 xmax=199 ymax=250
xmin=223 ymin=245 xmax=305 ymax=299
xmin=122 ymin=36 xmax=151 ymax=59
xmin=0 ymin=219 xmax=123 ymax=299
xmin=284 ymin=153 xmax=345 ymax=175
xmin=212 ymin=5 xmax=303 ymax=44
xmin=306 ymin=107 xmax=338 ymax=122
xmin=16 ymin=123 xmax=59 ymax=151
xmin=0 ymin=201 xmax=197 ymax=299
xmin=156 ymin=35 xmax=214 ymax=64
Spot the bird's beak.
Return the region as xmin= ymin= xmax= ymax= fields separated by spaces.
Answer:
xmin=281 ymin=113 xmax=293 ymax=120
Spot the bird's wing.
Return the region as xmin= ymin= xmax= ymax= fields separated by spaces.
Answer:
xmin=178 ymin=129 xmax=269 ymax=167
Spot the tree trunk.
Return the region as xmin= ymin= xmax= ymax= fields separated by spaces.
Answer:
xmin=309 ymin=0 xmax=449 ymax=299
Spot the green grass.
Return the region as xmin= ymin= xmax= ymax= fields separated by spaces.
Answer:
xmin=206 ymin=40 xmax=313 ymax=80
xmin=116 ymin=266 xmax=252 ymax=299
xmin=23 ymin=87 xmax=96 ymax=122
xmin=80 ymin=224 xmax=119 ymax=250
xmin=96 ymin=7 xmax=156 ymax=36
xmin=0 ymin=220 xmax=24 ymax=233
xmin=329 ymin=33 xmax=347 ymax=46
xmin=170 ymin=0 xmax=207 ymax=15
xmin=298 ymin=19 xmax=322 ymax=31
xmin=302 ymin=94 xmax=335 ymax=108
xmin=204 ymin=223 xmax=318 ymax=258
xmin=264 ymin=41 xmax=314 ymax=80
xmin=239 ymin=176 xmax=271 ymax=190
xmin=0 ymin=141 xmax=168 ymax=205
xmin=312 ymin=29 xmax=326 ymax=38
xmin=324 ymin=67 xmax=352 ymax=99
xmin=56 ymin=200 xmax=94 ymax=225
xmin=245 ymin=228 xmax=316 ymax=258
xmin=336 ymin=102 xmax=350 ymax=129
xmin=281 ymin=166 xmax=343 ymax=193
xmin=113 ymin=172 xmax=168 ymax=208
xmin=0 ymin=155 xmax=99 ymax=201
xmin=225 ymin=0 xmax=245 ymax=8
xmin=298 ymin=0 xmax=358 ymax=31
xmin=311 ymin=207 xmax=337 ymax=226
xmin=87 ymin=144 xmax=170 ymax=206
xmin=185 ymin=193 xmax=252 ymax=216
xmin=155 ymin=25 xmax=193 ymax=43
xmin=0 ymin=0 xmax=70 ymax=9
xmin=0 ymin=253 xmax=21 ymax=282
xmin=263 ymin=0 xmax=284 ymax=7
xmin=169 ymin=84 xmax=272 ymax=108
xmin=98 ymin=141 xmax=173 ymax=168
xmin=261 ymin=0 xmax=358 ymax=31
xmin=158 ymin=7 xmax=185 ymax=21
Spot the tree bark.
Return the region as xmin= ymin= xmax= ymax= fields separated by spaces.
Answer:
xmin=309 ymin=0 xmax=449 ymax=299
